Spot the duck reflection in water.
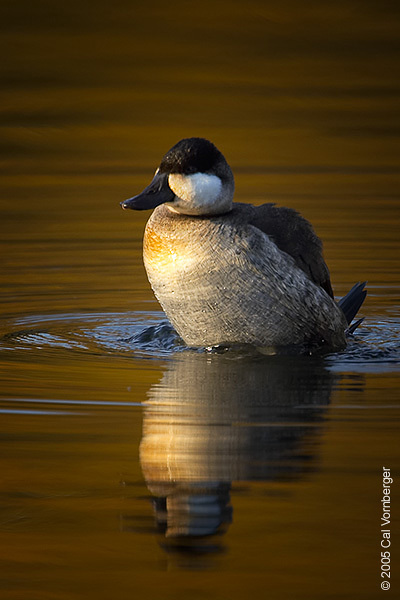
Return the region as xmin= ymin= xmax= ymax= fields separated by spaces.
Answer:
xmin=135 ymin=349 xmax=338 ymax=556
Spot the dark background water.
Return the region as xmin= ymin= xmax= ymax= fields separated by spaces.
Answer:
xmin=0 ymin=1 xmax=399 ymax=598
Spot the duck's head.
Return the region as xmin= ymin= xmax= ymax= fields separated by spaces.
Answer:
xmin=121 ymin=138 xmax=234 ymax=216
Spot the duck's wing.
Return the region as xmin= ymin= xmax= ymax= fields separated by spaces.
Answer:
xmin=248 ymin=203 xmax=334 ymax=298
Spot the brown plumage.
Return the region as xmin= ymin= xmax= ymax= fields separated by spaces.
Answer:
xmin=248 ymin=203 xmax=334 ymax=298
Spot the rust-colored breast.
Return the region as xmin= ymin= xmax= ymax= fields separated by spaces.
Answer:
xmin=143 ymin=214 xmax=192 ymax=278
xmin=144 ymin=222 xmax=165 ymax=260
xmin=144 ymin=220 xmax=175 ymax=268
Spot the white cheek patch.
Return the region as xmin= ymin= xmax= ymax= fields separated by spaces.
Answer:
xmin=168 ymin=173 xmax=222 ymax=213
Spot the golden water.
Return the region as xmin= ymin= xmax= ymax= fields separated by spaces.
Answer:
xmin=1 ymin=2 xmax=399 ymax=598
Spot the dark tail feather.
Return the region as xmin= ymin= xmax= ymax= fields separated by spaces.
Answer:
xmin=338 ymin=281 xmax=367 ymax=325
xmin=347 ymin=317 xmax=365 ymax=335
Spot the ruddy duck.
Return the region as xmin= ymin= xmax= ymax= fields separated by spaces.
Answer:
xmin=121 ymin=137 xmax=366 ymax=352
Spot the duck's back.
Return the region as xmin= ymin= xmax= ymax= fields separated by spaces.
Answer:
xmin=143 ymin=203 xmax=347 ymax=350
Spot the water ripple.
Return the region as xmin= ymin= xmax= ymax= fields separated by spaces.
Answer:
xmin=1 ymin=311 xmax=399 ymax=372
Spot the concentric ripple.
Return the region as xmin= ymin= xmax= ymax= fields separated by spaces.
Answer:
xmin=0 ymin=311 xmax=183 ymax=358
xmin=0 ymin=311 xmax=399 ymax=371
